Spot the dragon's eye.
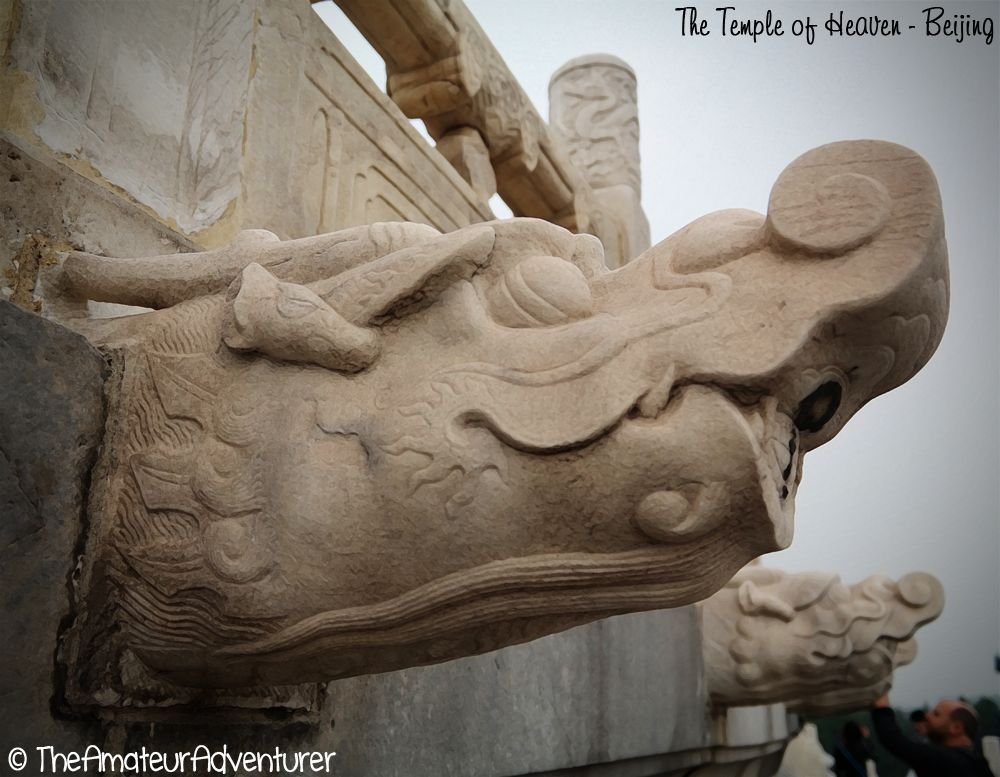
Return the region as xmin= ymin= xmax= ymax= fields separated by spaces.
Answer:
xmin=794 ymin=381 xmax=842 ymax=433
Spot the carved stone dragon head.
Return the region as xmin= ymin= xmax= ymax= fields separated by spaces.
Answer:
xmin=60 ymin=140 xmax=947 ymax=693
xmin=702 ymin=565 xmax=944 ymax=709
xmin=786 ymin=638 xmax=919 ymax=716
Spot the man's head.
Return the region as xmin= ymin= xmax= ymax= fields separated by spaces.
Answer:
xmin=910 ymin=708 xmax=929 ymax=737
xmin=925 ymin=699 xmax=979 ymax=746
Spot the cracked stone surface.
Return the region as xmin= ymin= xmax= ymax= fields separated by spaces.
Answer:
xmin=0 ymin=300 xmax=106 ymax=754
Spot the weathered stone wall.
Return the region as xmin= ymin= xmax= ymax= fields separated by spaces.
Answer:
xmin=0 ymin=0 xmax=492 ymax=311
xmin=3 ymin=0 xmax=253 ymax=239
xmin=0 ymin=302 xmax=107 ymax=762
xmin=0 ymin=138 xmax=196 ymax=321
xmin=241 ymin=0 xmax=491 ymax=238
xmin=325 ymin=609 xmax=710 ymax=777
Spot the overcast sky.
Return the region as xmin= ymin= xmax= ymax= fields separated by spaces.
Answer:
xmin=316 ymin=1 xmax=1000 ymax=709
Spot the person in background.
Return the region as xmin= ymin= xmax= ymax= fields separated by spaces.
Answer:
xmin=870 ymin=694 xmax=995 ymax=777
xmin=903 ymin=710 xmax=930 ymax=777
xmin=834 ymin=720 xmax=878 ymax=777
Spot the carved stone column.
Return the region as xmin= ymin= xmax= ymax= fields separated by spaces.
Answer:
xmin=549 ymin=55 xmax=651 ymax=268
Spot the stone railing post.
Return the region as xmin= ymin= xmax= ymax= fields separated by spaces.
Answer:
xmin=549 ymin=55 xmax=650 ymax=268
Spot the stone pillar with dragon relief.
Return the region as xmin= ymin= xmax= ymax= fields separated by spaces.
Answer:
xmin=549 ymin=54 xmax=651 ymax=268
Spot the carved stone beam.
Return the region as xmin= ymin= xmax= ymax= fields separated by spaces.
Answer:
xmin=702 ymin=565 xmax=944 ymax=709
xmin=436 ymin=127 xmax=497 ymax=203
xmin=550 ymin=55 xmax=651 ymax=268
xmin=334 ymin=0 xmax=596 ymax=231
xmin=56 ymin=141 xmax=947 ymax=706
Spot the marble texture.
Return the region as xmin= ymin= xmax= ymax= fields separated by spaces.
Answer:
xmin=550 ymin=54 xmax=651 ymax=268
xmin=703 ymin=565 xmax=943 ymax=709
xmin=0 ymin=0 xmax=490 ymax=254
xmin=335 ymin=0 xmax=597 ymax=232
xmin=51 ymin=139 xmax=950 ymax=697
xmin=0 ymin=301 xmax=106 ymax=755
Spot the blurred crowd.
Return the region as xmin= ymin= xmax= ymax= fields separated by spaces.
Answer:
xmin=777 ymin=695 xmax=999 ymax=777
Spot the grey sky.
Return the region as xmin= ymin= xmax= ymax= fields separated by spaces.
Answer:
xmin=316 ymin=1 xmax=1000 ymax=709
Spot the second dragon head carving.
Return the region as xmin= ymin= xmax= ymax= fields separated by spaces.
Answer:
xmin=58 ymin=140 xmax=948 ymax=696
xmin=702 ymin=565 xmax=944 ymax=710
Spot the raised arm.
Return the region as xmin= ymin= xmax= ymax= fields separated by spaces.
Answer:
xmin=870 ymin=698 xmax=955 ymax=769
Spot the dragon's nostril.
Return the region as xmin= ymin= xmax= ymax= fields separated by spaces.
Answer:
xmin=794 ymin=381 xmax=842 ymax=433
